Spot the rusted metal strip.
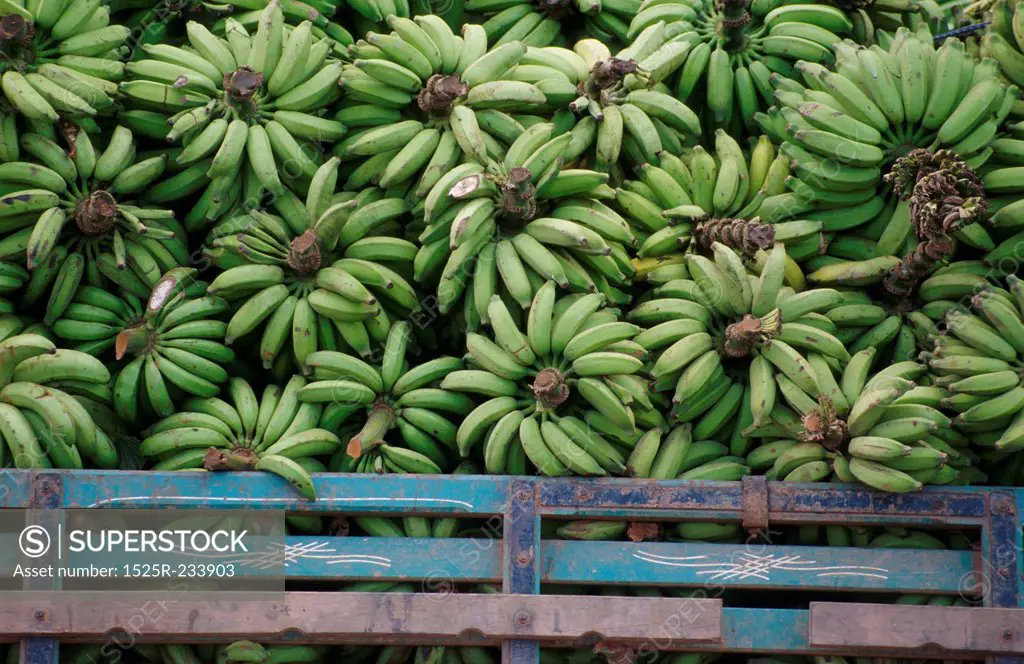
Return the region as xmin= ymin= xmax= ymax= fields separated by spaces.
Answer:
xmin=0 ymin=593 xmax=723 ymax=646
xmin=20 ymin=474 xmax=62 ymax=664
xmin=809 ymin=603 xmax=1024 ymax=655
xmin=741 ymin=475 xmax=768 ymax=532
xmin=504 ymin=480 xmax=541 ymax=664
xmin=537 ymin=480 xmax=987 ymax=526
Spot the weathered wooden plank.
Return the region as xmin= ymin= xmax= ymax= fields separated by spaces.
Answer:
xmin=715 ymin=608 xmax=981 ymax=659
xmin=809 ymin=603 xmax=1024 ymax=654
xmin=542 ymin=541 xmax=972 ymax=593
xmin=0 ymin=593 xmax=722 ymax=645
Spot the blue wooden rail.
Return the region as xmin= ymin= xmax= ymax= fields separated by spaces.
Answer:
xmin=1 ymin=470 xmax=1023 ymax=664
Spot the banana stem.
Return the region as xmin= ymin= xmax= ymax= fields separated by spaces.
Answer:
xmin=115 ymin=324 xmax=153 ymax=360
xmin=717 ymin=0 xmax=751 ymax=52
xmin=205 ymin=447 xmax=260 ymax=471
xmin=348 ymin=404 xmax=395 ymax=459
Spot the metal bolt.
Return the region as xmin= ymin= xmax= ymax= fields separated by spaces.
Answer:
xmin=993 ymin=495 xmax=1015 ymax=514
xmin=576 ymin=487 xmax=594 ymax=501
xmin=34 ymin=610 xmax=47 ymax=621
xmin=1003 ymin=629 xmax=1014 ymax=641
xmin=515 ymin=551 xmax=532 ymax=565
xmin=515 ymin=611 xmax=531 ymax=626
xmin=515 ymin=489 xmax=530 ymax=502
xmin=999 ymin=567 xmax=1011 ymax=578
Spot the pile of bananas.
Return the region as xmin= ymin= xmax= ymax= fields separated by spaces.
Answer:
xmin=3 ymin=0 xmax=1024 ymax=506
xmin=0 ymin=0 xmax=129 ymax=125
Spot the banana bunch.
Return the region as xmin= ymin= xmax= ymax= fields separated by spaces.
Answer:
xmin=292 ymin=321 xmax=465 ymax=471
xmin=554 ymin=519 xmax=633 ymax=540
xmin=756 ymin=356 xmax=964 ymax=490
xmin=337 ymin=28 xmax=554 ymax=192
xmin=331 ymin=646 xmax=493 ymax=664
xmin=0 ymin=331 xmax=118 ymax=469
xmin=338 ymin=0 xmax=457 ymax=29
xmin=204 ymin=160 xmax=419 ymax=374
xmin=917 ymin=271 xmax=1024 ymax=454
xmin=967 ymin=0 xmax=1024 ymax=112
xmin=444 ymin=283 xmax=663 ymax=476
xmin=151 ymin=642 xmax=326 ymax=664
xmin=0 ymin=124 xmax=188 ymax=321
xmin=756 ymin=29 xmax=1017 ymax=270
xmin=742 ymin=330 xmax=978 ymax=491
xmin=630 ymin=240 xmax=839 ymax=448
xmin=557 ymin=38 xmax=702 ymax=168
xmin=108 ymin=0 xmax=349 ymax=44
xmin=109 ymin=0 xmax=348 ymax=37
xmin=414 ymin=117 xmax=637 ymax=319
xmin=818 ymin=288 xmax=931 ymax=365
xmin=208 ymin=1 xmax=353 ymax=48
xmin=0 ymin=314 xmax=50 ymax=344
xmin=984 ymin=136 xmax=1024 ymax=264
xmin=120 ymin=2 xmax=346 ymax=212
xmin=804 ymin=524 xmax=971 ymax=550
xmin=627 ymin=240 xmax=967 ymax=491
xmin=615 ymin=422 xmax=754 ymax=481
xmin=465 ymin=0 xmax=639 ymax=45
xmin=622 ymin=1 xmax=869 ymax=133
xmin=51 ymin=268 xmax=235 ymax=427
xmin=215 ymin=642 xmax=326 ymax=664
xmin=0 ymin=0 xmax=130 ymax=124
xmin=617 ymin=132 xmax=807 ymax=271
xmin=0 ymin=262 xmax=28 ymax=314
xmin=140 ymin=373 xmax=347 ymax=499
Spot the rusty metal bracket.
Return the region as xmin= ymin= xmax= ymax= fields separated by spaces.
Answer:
xmin=0 ymin=593 xmax=723 ymax=647
xmin=504 ymin=479 xmax=540 ymax=664
xmin=20 ymin=473 xmax=62 ymax=664
xmin=29 ymin=472 xmax=61 ymax=509
xmin=809 ymin=603 xmax=1024 ymax=655
xmin=741 ymin=475 xmax=768 ymax=533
